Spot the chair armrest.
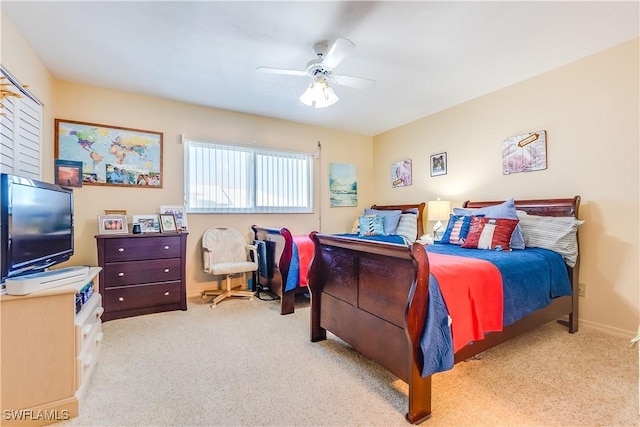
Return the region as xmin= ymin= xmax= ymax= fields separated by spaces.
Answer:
xmin=245 ymin=244 xmax=258 ymax=261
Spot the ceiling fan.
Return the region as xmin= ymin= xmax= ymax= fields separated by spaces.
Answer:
xmin=257 ymin=37 xmax=375 ymax=108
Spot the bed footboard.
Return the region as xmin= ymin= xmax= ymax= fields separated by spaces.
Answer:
xmin=251 ymin=225 xmax=309 ymax=315
xmin=308 ymin=232 xmax=433 ymax=423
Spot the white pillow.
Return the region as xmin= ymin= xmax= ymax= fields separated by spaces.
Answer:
xmin=516 ymin=210 xmax=584 ymax=267
xmin=396 ymin=213 xmax=418 ymax=244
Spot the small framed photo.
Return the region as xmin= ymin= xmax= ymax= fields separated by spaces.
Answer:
xmin=98 ymin=215 xmax=128 ymax=234
xmin=430 ymin=152 xmax=447 ymax=177
xmin=159 ymin=214 xmax=178 ymax=233
xmin=133 ymin=214 xmax=160 ymax=233
xmin=160 ymin=205 xmax=188 ymax=231
xmin=55 ymin=159 xmax=83 ymax=188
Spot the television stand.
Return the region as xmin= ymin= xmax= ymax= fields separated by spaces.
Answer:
xmin=5 ymin=265 xmax=90 ymax=295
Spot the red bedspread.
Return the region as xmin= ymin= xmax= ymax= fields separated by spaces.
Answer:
xmin=428 ymin=252 xmax=504 ymax=352
xmin=293 ymin=235 xmax=314 ymax=286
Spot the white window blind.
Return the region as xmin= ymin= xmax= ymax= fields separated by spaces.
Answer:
xmin=0 ymin=67 xmax=42 ymax=179
xmin=185 ymin=139 xmax=313 ymax=213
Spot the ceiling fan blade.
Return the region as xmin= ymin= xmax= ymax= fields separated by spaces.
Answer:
xmin=330 ymin=74 xmax=376 ymax=90
xmin=256 ymin=67 xmax=307 ymax=77
xmin=322 ymin=37 xmax=355 ymax=70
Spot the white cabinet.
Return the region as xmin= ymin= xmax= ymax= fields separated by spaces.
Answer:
xmin=0 ymin=267 xmax=102 ymax=426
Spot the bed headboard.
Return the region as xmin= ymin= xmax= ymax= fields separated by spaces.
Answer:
xmin=369 ymin=202 xmax=426 ymax=238
xmin=463 ymin=196 xmax=580 ymax=218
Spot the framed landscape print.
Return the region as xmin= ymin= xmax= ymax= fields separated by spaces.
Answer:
xmin=55 ymin=119 xmax=163 ymax=188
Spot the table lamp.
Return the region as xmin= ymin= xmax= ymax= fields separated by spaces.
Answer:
xmin=427 ymin=199 xmax=451 ymax=240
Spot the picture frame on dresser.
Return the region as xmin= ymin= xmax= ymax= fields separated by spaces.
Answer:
xmin=98 ymin=214 xmax=128 ymax=234
xmin=159 ymin=205 xmax=188 ymax=231
xmin=133 ymin=214 xmax=160 ymax=233
xmin=159 ymin=214 xmax=177 ymax=232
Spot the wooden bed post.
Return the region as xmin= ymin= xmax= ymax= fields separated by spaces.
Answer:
xmin=405 ymin=243 xmax=432 ymax=424
xmin=308 ymin=231 xmax=327 ymax=342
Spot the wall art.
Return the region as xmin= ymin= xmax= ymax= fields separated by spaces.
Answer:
xmin=502 ymin=130 xmax=547 ymax=175
xmin=55 ymin=119 xmax=163 ymax=187
xmin=392 ymin=159 xmax=412 ymax=187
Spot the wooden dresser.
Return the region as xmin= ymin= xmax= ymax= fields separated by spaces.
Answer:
xmin=95 ymin=233 xmax=188 ymax=321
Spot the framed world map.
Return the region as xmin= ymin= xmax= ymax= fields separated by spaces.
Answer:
xmin=54 ymin=119 xmax=163 ymax=188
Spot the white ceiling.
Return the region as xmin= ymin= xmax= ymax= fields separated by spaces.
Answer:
xmin=3 ymin=1 xmax=638 ymax=136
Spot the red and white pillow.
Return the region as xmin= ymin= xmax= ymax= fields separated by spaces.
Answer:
xmin=461 ymin=216 xmax=520 ymax=251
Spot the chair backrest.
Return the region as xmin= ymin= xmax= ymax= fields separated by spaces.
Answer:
xmin=202 ymin=227 xmax=249 ymax=266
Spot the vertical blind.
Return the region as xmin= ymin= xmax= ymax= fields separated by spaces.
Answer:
xmin=184 ymin=139 xmax=313 ymax=213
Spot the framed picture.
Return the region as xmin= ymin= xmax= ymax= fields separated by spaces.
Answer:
xmin=54 ymin=159 xmax=83 ymax=188
xmin=133 ymin=214 xmax=160 ymax=233
xmin=430 ymin=152 xmax=447 ymax=177
xmin=159 ymin=214 xmax=177 ymax=233
xmin=54 ymin=119 xmax=163 ymax=188
xmin=159 ymin=205 xmax=188 ymax=231
xmin=98 ymin=214 xmax=128 ymax=235
xmin=329 ymin=163 xmax=357 ymax=207
xmin=392 ymin=159 xmax=412 ymax=187
xmin=502 ymin=130 xmax=547 ymax=175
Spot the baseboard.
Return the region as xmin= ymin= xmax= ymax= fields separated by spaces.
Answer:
xmin=561 ymin=315 xmax=636 ymax=339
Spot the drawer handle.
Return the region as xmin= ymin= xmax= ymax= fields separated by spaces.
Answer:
xmin=82 ymin=325 xmax=92 ymax=337
xmin=95 ymin=307 xmax=104 ymax=318
xmin=164 ymin=245 xmax=170 ymax=250
xmin=96 ymin=332 xmax=104 ymax=343
xmin=118 ymin=297 xmax=124 ymax=302
xmin=164 ymin=268 xmax=170 ymax=273
xmin=164 ymin=291 xmax=170 ymax=296
xmin=118 ymin=248 xmax=125 ymax=252
xmin=118 ymin=272 xmax=125 ymax=277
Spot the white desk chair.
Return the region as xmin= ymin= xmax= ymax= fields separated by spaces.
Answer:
xmin=202 ymin=227 xmax=258 ymax=307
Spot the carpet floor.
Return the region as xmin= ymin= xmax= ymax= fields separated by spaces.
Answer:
xmin=58 ymin=295 xmax=639 ymax=426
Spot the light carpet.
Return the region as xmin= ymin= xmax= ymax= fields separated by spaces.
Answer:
xmin=58 ymin=295 xmax=639 ymax=426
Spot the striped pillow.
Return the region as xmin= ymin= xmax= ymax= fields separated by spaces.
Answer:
xmin=461 ymin=216 xmax=520 ymax=251
xmin=441 ymin=214 xmax=477 ymax=245
xmin=396 ymin=213 xmax=418 ymax=244
xmin=516 ymin=211 xmax=584 ymax=267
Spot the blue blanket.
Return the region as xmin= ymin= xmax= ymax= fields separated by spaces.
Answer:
xmin=419 ymin=244 xmax=572 ymax=377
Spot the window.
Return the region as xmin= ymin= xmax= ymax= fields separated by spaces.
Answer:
xmin=184 ymin=139 xmax=313 ymax=213
xmin=0 ymin=67 xmax=43 ymax=179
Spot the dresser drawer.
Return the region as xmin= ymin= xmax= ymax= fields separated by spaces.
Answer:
xmin=103 ymin=258 xmax=182 ymax=287
xmin=103 ymin=235 xmax=182 ymax=261
xmin=103 ymin=281 xmax=182 ymax=312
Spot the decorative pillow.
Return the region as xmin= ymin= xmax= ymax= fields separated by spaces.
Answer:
xmin=440 ymin=214 xmax=483 ymax=245
xmin=453 ymin=198 xmax=525 ymax=250
xmin=358 ymin=215 xmax=386 ymax=236
xmin=364 ymin=209 xmax=403 ymax=235
xmin=396 ymin=213 xmax=418 ymax=244
xmin=351 ymin=214 xmax=376 ymax=234
xmin=461 ymin=216 xmax=520 ymax=251
xmin=516 ymin=211 xmax=584 ymax=267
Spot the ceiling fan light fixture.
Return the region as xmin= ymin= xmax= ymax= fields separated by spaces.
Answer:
xmin=299 ymin=76 xmax=339 ymax=108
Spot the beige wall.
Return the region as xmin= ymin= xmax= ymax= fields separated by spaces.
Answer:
xmin=3 ymin=11 xmax=638 ymax=335
xmin=2 ymin=11 xmax=374 ymax=297
xmin=374 ymin=39 xmax=640 ymax=335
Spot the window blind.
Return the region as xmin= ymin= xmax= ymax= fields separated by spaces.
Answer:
xmin=185 ymin=139 xmax=313 ymax=214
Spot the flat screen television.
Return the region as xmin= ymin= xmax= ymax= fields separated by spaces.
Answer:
xmin=0 ymin=173 xmax=74 ymax=285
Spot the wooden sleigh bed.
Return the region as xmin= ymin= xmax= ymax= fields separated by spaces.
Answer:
xmin=307 ymin=197 xmax=580 ymax=424
xmin=251 ymin=203 xmax=426 ymax=315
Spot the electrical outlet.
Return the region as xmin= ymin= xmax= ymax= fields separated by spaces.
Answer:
xmin=578 ymin=282 xmax=586 ymax=297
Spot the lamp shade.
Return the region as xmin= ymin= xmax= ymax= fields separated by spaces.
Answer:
xmin=299 ymin=76 xmax=339 ymax=108
xmin=427 ymin=200 xmax=451 ymax=221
